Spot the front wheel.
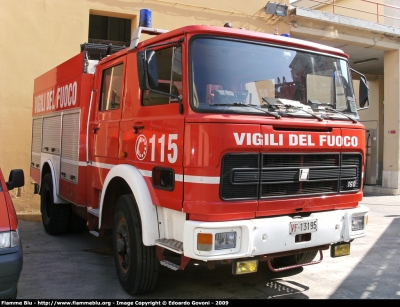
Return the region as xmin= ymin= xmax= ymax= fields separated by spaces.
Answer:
xmin=113 ymin=195 xmax=159 ymax=295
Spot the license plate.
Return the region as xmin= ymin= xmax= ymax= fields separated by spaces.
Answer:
xmin=289 ymin=219 xmax=318 ymax=234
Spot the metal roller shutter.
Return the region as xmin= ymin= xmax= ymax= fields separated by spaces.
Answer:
xmin=61 ymin=112 xmax=80 ymax=183
xmin=42 ymin=115 xmax=61 ymax=154
xmin=31 ymin=118 xmax=42 ymax=169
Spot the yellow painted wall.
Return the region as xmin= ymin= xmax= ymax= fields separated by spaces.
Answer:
xmin=0 ymin=0 xmax=290 ymax=212
xmin=356 ymin=75 xmax=384 ymax=184
xmin=383 ymin=50 xmax=400 ymax=173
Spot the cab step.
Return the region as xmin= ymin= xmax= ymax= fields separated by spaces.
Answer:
xmin=89 ymin=230 xmax=99 ymax=237
xmin=155 ymin=238 xmax=183 ymax=254
xmin=160 ymin=260 xmax=180 ymax=270
xmin=155 ymin=239 xmax=190 ymax=271
xmin=87 ymin=208 xmax=100 ymax=217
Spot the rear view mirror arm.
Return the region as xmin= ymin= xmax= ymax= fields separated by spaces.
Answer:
xmin=350 ymin=68 xmax=370 ymax=110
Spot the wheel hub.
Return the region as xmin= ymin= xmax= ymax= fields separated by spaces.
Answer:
xmin=116 ymin=221 xmax=130 ymax=270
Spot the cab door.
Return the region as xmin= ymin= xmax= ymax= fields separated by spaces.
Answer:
xmin=122 ymin=44 xmax=184 ymax=211
xmin=91 ymin=57 xmax=126 ymax=189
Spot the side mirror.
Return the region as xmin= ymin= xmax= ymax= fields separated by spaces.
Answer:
xmin=6 ymin=169 xmax=24 ymax=190
xmin=359 ymin=76 xmax=369 ymax=108
xmin=350 ymin=68 xmax=370 ymax=110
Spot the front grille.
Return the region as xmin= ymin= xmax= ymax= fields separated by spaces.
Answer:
xmin=263 ymin=154 xmax=338 ymax=168
xmin=261 ymin=180 xmax=338 ymax=198
xmin=221 ymin=154 xmax=259 ymax=199
xmin=221 ymin=153 xmax=362 ymax=200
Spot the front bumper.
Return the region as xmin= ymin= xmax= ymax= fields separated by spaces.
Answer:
xmin=183 ymin=205 xmax=369 ymax=260
xmin=0 ymin=242 xmax=23 ymax=299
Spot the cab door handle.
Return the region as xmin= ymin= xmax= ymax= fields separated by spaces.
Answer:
xmin=133 ymin=125 xmax=144 ymax=134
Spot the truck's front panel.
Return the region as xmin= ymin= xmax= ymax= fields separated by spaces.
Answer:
xmin=183 ymin=121 xmax=364 ymax=219
xmin=183 ymin=204 xmax=368 ymax=260
xmin=181 ymin=32 xmax=368 ymax=261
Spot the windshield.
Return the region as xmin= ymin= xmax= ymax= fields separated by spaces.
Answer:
xmin=190 ymin=37 xmax=359 ymax=121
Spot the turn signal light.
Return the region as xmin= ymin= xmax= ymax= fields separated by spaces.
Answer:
xmin=197 ymin=233 xmax=213 ymax=251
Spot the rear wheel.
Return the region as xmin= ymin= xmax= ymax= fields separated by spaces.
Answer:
xmin=40 ymin=173 xmax=70 ymax=235
xmin=273 ymin=250 xmax=319 ymax=267
xmin=113 ymin=194 xmax=159 ymax=295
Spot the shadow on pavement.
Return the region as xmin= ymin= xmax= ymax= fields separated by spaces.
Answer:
xmin=149 ymin=260 xmax=310 ymax=299
xmin=329 ymin=203 xmax=400 ymax=299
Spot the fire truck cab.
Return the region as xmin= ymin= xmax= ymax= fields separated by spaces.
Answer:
xmin=31 ymin=15 xmax=370 ymax=295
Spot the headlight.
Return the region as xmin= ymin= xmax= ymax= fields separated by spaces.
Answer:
xmin=351 ymin=215 xmax=365 ymax=231
xmin=195 ymin=227 xmax=241 ymax=255
xmin=0 ymin=231 xmax=20 ymax=248
xmin=215 ymin=232 xmax=236 ymax=250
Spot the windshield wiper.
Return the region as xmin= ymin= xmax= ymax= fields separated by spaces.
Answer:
xmin=286 ymin=105 xmax=324 ymax=121
xmin=262 ymin=97 xmax=323 ymax=121
xmin=325 ymin=108 xmax=358 ymax=123
xmin=210 ymin=102 xmax=281 ymax=119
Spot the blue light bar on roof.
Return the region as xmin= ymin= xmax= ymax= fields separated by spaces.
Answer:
xmin=139 ymin=8 xmax=152 ymax=27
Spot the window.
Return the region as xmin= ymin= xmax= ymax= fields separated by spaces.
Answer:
xmin=100 ymin=64 xmax=124 ymax=111
xmin=190 ymin=38 xmax=358 ymax=119
xmin=89 ymin=14 xmax=131 ymax=46
xmin=143 ymin=46 xmax=182 ymax=106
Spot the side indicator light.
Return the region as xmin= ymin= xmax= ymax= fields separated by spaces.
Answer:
xmin=119 ymin=151 xmax=128 ymax=158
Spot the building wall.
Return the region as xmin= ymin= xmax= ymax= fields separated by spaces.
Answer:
xmin=358 ymin=75 xmax=384 ymax=185
xmin=291 ymin=0 xmax=400 ymax=195
xmin=384 ymin=0 xmax=400 ymax=27
xmin=382 ymin=49 xmax=400 ymax=189
xmin=308 ymin=0 xmax=386 ymax=23
xmin=293 ymin=0 xmax=400 ymax=26
xmin=0 ymin=0 xmax=290 ymax=212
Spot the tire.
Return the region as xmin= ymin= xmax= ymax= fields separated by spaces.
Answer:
xmin=113 ymin=194 xmax=159 ymax=295
xmin=68 ymin=211 xmax=87 ymax=234
xmin=40 ymin=173 xmax=70 ymax=235
xmin=273 ymin=250 xmax=318 ymax=267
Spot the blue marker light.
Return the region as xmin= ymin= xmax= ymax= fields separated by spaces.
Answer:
xmin=281 ymin=33 xmax=290 ymax=37
xmin=139 ymin=9 xmax=152 ymax=27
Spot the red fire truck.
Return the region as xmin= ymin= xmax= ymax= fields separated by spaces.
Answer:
xmin=30 ymin=17 xmax=370 ymax=295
